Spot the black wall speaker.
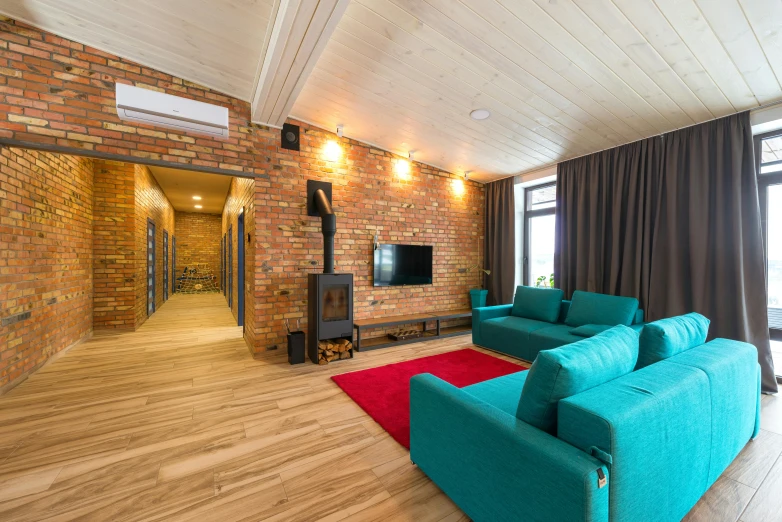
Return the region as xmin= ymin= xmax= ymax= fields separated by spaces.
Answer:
xmin=281 ymin=123 xmax=300 ymax=151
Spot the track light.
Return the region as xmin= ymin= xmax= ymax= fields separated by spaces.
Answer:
xmin=408 ymin=151 xmax=415 ymax=161
xmin=464 ymin=170 xmax=472 ymax=180
xmin=336 ymin=124 xmax=344 ymax=138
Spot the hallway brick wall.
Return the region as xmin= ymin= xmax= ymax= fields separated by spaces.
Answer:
xmin=134 ymin=165 xmax=174 ymax=329
xmin=175 ymin=211 xmax=222 ymax=289
xmin=0 ymin=19 xmax=485 ymax=355
xmin=223 ymin=178 xmax=255 ymax=344
xmin=0 ymin=147 xmax=93 ymax=390
xmin=93 ymin=159 xmax=136 ymax=328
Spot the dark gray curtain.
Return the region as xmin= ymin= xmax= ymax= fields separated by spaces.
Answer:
xmin=555 ymin=112 xmax=777 ymax=393
xmin=485 ymin=177 xmax=515 ymax=306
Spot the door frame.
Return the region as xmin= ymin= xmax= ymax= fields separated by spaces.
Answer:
xmin=163 ymin=230 xmax=169 ymax=301
xmin=522 ymin=181 xmax=556 ymax=286
xmin=147 ymin=218 xmax=156 ymax=316
xmin=228 ymin=224 xmax=233 ymax=308
xmin=172 ymin=236 xmax=176 ymax=294
xmin=238 ymin=210 xmax=245 ymax=329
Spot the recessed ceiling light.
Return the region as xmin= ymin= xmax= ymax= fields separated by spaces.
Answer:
xmin=470 ymin=109 xmax=491 ymax=120
xmin=194 ymin=205 xmax=202 ymax=209
xmin=193 ymin=195 xmax=202 ymax=200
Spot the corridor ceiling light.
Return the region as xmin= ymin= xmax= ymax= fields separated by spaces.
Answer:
xmin=336 ymin=124 xmax=344 ymax=138
xmin=193 ymin=195 xmax=202 ymax=200
xmin=470 ymin=109 xmax=491 ymax=120
xmin=194 ymin=204 xmax=203 ymax=209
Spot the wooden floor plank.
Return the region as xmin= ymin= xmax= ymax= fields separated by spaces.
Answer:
xmin=0 ymin=293 xmax=775 ymax=521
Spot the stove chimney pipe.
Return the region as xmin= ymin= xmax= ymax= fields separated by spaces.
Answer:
xmin=313 ymin=188 xmax=335 ymax=274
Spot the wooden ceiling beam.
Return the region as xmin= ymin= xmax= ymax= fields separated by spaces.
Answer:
xmin=250 ymin=0 xmax=349 ymax=128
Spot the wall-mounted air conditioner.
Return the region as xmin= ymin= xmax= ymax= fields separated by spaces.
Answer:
xmin=115 ymin=83 xmax=229 ymax=138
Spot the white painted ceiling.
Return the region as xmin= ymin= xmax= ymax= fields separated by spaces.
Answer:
xmin=148 ymin=167 xmax=232 ymax=214
xmin=3 ymin=0 xmax=782 ymax=182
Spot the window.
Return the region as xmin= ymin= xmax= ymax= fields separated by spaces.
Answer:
xmin=523 ymin=182 xmax=556 ymax=287
xmin=756 ymin=131 xmax=782 ymax=381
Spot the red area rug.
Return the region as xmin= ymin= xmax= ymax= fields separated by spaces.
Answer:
xmin=332 ymin=348 xmax=527 ymax=448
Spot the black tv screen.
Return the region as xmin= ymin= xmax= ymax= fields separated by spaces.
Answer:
xmin=373 ymin=244 xmax=433 ymax=286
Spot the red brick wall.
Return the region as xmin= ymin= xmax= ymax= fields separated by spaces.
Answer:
xmin=93 ymin=159 xmax=136 ymax=328
xmin=134 ymin=164 xmax=174 ymax=327
xmin=0 ymin=19 xmax=486 ymax=355
xmin=223 ymin=177 xmax=255 ymax=346
xmin=175 ymin=211 xmax=221 ymax=287
xmin=0 ymin=147 xmax=93 ymax=389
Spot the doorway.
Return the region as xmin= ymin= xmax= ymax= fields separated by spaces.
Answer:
xmin=172 ymin=236 xmax=176 ymax=295
xmin=756 ymin=130 xmax=782 ymax=380
xmin=147 ymin=218 xmax=156 ymax=316
xmin=238 ymin=210 xmax=245 ymax=328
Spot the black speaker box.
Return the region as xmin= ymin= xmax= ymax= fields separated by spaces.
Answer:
xmin=281 ymin=123 xmax=300 ymax=151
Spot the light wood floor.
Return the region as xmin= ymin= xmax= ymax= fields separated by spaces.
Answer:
xmin=0 ymin=293 xmax=780 ymax=521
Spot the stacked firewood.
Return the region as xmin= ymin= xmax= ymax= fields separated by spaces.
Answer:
xmin=317 ymin=338 xmax=352 ymax=364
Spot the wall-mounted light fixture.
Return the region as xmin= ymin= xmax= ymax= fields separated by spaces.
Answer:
xmin=323 ymin=140 xmax=342 ymax=162
xmin=464 ymin=170 xmax=472 ymax=181
xmin=336 ymin=124 xmax=344 ymax=138
xmin=408 ymin=151 xmax=415 ymax=161
xmin=452 ymin=178 xmax=465 ymax=196
xmin=395 ymin=158 xmax=411 ymax=180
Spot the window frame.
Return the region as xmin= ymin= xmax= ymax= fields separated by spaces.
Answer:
xmin=522 ymin=181 xmax=556 ymax=287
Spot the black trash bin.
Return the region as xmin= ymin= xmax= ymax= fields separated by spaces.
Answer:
xmin=287 ymin=331 xmax=305 ymax=365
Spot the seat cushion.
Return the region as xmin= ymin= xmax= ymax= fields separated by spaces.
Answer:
xmin=481 ymin=316 xmax=553 ymax=360
xmin=463 ymin=371 xmax=528 ymax=417
xmin=565 ymin=290 xmax=639 ymax=327
xmin=511 ymin=286 xmax=564 ymax=323
xmin=636 ymin=312 xmax=710 ymax=369
xmin=528 ymin=324 xmax=584 ymax=353
xmin=516 ymin=325 xmax=640 ymax=433
xmin=569 ymin=324 xmax=613 ymax=337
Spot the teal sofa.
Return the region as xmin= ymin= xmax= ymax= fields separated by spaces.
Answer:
xmin=472 ymin=287 xmax=645 ymax=362
xmin=411 ymin=316 xmax=761 ymax=522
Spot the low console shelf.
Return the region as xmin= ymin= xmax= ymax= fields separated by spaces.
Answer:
xmin=353 ymin=309 xmax=472 ymax=351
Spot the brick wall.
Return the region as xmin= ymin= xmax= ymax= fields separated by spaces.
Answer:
xmin=93 ymin=159 xmax=135 ymax=328
xmin=134 ymin=165 xmax=174 ymax=328
xmin=0 ymin=19 xmax=486 ymax=355
xmin=0 ymin=147 xmax=93 ymax=389
xmin=223 ymin=177 xmax=255 ymax=343
xmin=175 ymin=211 xmax=221 ymax=287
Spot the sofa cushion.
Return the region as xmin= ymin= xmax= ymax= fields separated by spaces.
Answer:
xmin=636 ymin=313 xmax=710 ymax=369
xmin=516 ymin=326 xmax=640 ymax=433
xmin=569 ymin=324 xmax=613 ymax=337
xmin=463 ymin=371 xmax=528 ymax=417
xmin=511 ymin=286 xmax=564 ymax=323
xmin=564 ymin=291 xmax=639 ymax=328
xmin=481 ymin=316 xmax=553 ymax=360
xmin=528 ymin=325 xmax=584 ymax=353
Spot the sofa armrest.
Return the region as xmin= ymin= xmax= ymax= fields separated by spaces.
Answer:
xmin=633 ymin=308 xmax=644 ymax=324
xmin=410 ymin=374 xmax=609 ymax=522
xmin=472 ymin=304 xmax=512 ymax=345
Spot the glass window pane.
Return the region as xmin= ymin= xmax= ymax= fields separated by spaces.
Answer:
xmin=527 ymin=184 xmax=556 ymax=211
xmin=768 ymin=185 xmax=782 ymax=320
xmin=761 ymin=163 xmax=782 ymax=174
xmin=528 ymin=214 xmax=555 ymax=287
xmin=762 ymin=137 xmax=782 ymax=165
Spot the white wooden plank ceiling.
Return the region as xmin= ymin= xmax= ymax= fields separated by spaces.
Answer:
xmin=292 ymin=0 xmax=782 ymax=181
xmin=2 ymin=0 xmax=782 ymax=182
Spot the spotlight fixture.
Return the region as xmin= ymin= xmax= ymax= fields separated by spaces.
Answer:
xmin=470 ymin=109 xmax=491 ymax=120
xmin=336 ymin=124 xmax=344 ymax=138
xmin=464 ymin=170 xmax=472 ymax=180
xmin=408 ymin=151 xmax=415 ymax=161
xmin=194 ymin=204 xmax=202 ymax=209
xmin=192 ymin=195 xmax=202 ymax=200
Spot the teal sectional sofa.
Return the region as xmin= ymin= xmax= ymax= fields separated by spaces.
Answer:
xmin=411 ymin=315 xmax=761 ymax=522
xmin=472 ymin=287 xmax=645 ymax=362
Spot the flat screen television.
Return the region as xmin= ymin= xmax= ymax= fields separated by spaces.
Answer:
xmin=373 ymin=244 xmax=433 ymax=286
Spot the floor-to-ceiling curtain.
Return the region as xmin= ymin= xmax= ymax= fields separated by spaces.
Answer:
xmin=556 ymin=111 xmax=777 ymax=393
xmin=485 ymin=177 xmax=515 ymax=306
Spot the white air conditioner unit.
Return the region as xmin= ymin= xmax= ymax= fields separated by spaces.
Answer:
xmin=115 ymin=83 xmax=229 ymax=138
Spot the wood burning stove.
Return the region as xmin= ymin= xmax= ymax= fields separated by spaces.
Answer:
xmin=306 ymin=180 xmax=354 ymax=364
